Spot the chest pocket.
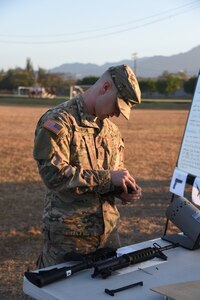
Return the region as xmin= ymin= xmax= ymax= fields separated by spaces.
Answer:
xmin=95 ymin=136 xmax=106 ymax=169
xmin=70 ymin=127 xmax=98 ymax=169
xmin=103 ymin=133 xmax=124 ymax=170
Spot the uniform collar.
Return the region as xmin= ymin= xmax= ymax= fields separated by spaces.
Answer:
xmin=76 ymin=94 xmax=102 ymax=129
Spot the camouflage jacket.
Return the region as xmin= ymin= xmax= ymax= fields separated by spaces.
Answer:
xmin=33 ymin=95 xmax=124 ymax=237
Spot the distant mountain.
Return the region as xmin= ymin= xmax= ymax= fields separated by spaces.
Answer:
xmin=50 ymin=45 xmax=200 ymax=78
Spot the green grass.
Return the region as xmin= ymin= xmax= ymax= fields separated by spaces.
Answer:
xmin=137 ymin=100 xmax=191 ymax=110
xmin=0 ymin=95 xmax=67 ymax=106
xmin=0 ymin=95 xmax=191 ymax=110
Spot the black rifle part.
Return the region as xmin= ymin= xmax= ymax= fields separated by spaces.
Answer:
xmin=105 ymin=281 xmax=143 ymax=296
xmin=92 ymin=242 xmax=179 ymax=279
xmin=24 ymin=247 xmax=116 ymax=288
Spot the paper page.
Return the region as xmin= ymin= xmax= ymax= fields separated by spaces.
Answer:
xmin=178 ymin=74 xmax=200 ymax=177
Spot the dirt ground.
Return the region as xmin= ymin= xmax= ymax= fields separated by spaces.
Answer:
xmin=0 ymin=105 xmax=188 ymax=299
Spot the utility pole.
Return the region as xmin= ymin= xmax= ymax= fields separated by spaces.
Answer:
xmin=132 ymin=52 xmax=137 ymax=75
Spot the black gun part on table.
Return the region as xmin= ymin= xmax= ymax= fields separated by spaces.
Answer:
xmin=24 ymin=247 xmax=116 ymax=288
xmin=92 ymin=242 xmax=179 ymax=279
xmin=24 ymin=242 xmax=178 ymax=287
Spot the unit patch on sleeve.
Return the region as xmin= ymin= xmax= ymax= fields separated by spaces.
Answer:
xmin=43 ymin=119 xmax=64 ymax=135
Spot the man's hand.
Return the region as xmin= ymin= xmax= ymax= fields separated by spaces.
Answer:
xmin=119 ymin=184 xmax=142 ymax=204
xmin=110 ymin=170 xmax=142 ymax=204
xmin=110 ymin=170 xmax=138 ymax=193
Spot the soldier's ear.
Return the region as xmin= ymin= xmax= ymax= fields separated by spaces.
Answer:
xmin=101 ymin=81 xmax=111 ymax=95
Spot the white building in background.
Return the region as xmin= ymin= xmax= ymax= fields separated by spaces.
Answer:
xmin=17 ymin=86 xmax=55 ymax=98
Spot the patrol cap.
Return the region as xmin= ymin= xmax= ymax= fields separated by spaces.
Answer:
xmin=108 ymin=64 xmax=141 ymax=120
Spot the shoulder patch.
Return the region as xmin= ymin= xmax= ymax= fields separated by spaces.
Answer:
xmin=43 ymin=119 xmax=64 ymax=135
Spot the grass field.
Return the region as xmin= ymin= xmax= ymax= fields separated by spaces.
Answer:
xmin=0 ymin=95 xmax=191 ymax=109
xmin=0 ymin=101 xmax=189 ymax=299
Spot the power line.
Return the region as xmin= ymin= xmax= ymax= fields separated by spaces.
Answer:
xmin=0 ymin=0 xmax=198 ymax=39
xmin=0 ymin=1 xmax=199 ymax=44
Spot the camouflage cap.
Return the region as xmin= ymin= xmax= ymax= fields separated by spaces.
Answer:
xmin=108 ymin=64 xmax=141 ymax=120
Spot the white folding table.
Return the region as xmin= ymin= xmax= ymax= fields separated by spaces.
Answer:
xmin=23 ymin=238 xmax=200 ymax=300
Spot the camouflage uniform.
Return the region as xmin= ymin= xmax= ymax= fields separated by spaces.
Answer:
xmin=33 ymin=94 xmax=124 ymax=267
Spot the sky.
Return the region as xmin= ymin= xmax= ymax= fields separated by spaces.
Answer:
xmin=0 ymin=0 xmax=200 ymax=71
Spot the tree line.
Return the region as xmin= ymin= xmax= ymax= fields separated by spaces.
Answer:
xmin=0 ymin=58 xmax=197 ymax=97
xmin=76 ymin=71 xmax=197 ymax=98
xmin=0 ymin=58 xmax=75 ymax=96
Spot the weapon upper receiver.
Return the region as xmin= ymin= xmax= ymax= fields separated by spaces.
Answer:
xmin=92 ymin=242 xmax=179 ymax=279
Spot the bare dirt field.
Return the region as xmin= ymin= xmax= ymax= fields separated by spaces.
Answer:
xmin=0 ymin=105 xmax=188 ymax=299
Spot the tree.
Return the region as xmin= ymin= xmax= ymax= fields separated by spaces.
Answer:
xmin=26 ymin=58 xmax=34 ymax=74
xmin=77 ymin=76 xmax=99 ymax=85
xmin=156 ymin=79 xmax=167 ymax=95
xmin=138 ymin=79 xmax=156 ymax=95
xmin=0 ymin=69 xmax=4 ymax=82
xmin=156 ymin=73 xmax=181 ymax=95
xmin=37 ymin=67 xmax=47 ymax=86
xmin=0 ymin=69 xmax=35 ymax=90
xmin=183 ymin=76 xmax=197 ymax=95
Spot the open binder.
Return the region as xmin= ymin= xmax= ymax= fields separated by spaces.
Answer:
xmin=162 ymin=71 xmax=200 ymax=250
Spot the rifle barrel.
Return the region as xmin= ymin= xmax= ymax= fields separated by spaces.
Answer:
xmin=92 ymin=242 xmax=179 ymax=278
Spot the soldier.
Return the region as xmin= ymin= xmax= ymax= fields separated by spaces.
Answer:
xmin=33 ymin=64 xmax=142 ymax=268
